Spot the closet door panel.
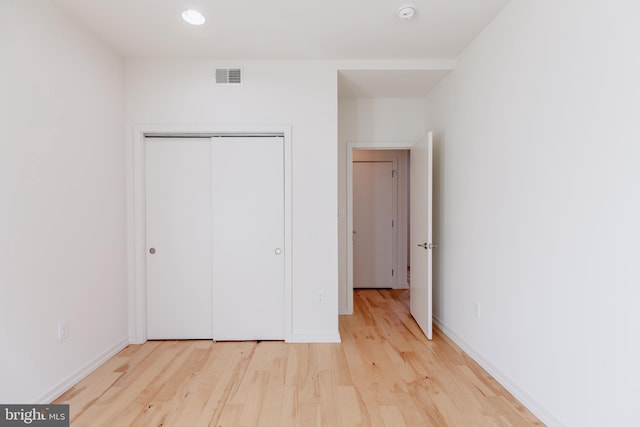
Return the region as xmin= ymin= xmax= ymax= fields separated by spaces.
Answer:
xmin=211 ymin=137 xmax=285 ymax=340
xmin=145 ymin=138 xmax=213 ymax=339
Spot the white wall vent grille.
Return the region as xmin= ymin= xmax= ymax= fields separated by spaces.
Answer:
xmin=215 ymin=68 xmax=242 ymax=85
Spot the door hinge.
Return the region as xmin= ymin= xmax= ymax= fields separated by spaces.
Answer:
xmin=392 ymin=269 xmax=394 ymax=276
xmin=392 ymin=169 xmax=396 ymax=178
xmin=392 ymin=219 xmax=394 ymax=227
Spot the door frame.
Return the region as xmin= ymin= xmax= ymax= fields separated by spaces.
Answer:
xmin=129 ymin=124 xmax=293 ymax=344
xmin=346 ymin=141 xmax=415 ymax=314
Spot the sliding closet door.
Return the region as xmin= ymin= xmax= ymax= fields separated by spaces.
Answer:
xmin=145 ymin=138 xmax=213 ymax=339
xmin=211 ymin=136 xmax=285 ymax=340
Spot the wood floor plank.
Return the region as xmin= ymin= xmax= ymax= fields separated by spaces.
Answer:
xmin=278 ymin=385 xmax=297 ymax=426
xmin=69 ymin=342 xmax=186 ymax=426
xmin=329 ymin=343 xmax=353 ymax=386
xmin=54 ymin=289 xmax=543 ymax=426
xmin=255 ymin=382 xmax=284 ymax=427
xmin=193 ymin=343 xmax=255 ymax=426
xmin=336 ymin=386 xmax=362 ymax=427
xmin=380 ymin=405 xmax=407 ymax=427
xmin=236 ymin=370 xmax=268 ymax=426
xmin=393 ymin=391 xmax=433 ymax=427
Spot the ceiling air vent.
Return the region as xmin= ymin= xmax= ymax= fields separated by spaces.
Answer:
xmin=215 ymin=68 xmax=242 ymax=85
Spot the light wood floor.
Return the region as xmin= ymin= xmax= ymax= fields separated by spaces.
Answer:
xmin=55 ymin=290 xmax=543 ymax=426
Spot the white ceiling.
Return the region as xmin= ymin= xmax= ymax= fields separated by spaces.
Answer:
xmin=52 ymin=0 xmax=510 ymax=97
xmin=338 ymin=69 xmax=452 ymax=98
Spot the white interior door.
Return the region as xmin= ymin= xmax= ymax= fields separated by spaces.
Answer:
xmin=146 ymin=138 xmax=213 ymax=339
xmin=211 ymin=136 xmax=285 ymax=341
xmin=353 ymin=161 xmax=394 ymax=288
xmin=410 ymin=132 xmax=434 ymax=340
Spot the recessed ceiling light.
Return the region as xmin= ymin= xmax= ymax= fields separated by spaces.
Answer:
xmin=398 ymin=4 xmax=416 ymax=20
xmin=182 ymin=9 xmax=206 ymax=26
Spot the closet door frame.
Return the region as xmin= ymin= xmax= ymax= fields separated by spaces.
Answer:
xmin=129 ymin=124 xmax=293 ymax=344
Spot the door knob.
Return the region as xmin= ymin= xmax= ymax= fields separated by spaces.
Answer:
xmin=149 ymin=248 xmax=156 ymax=254
xmin=274 ymin=248 xmax=282 ymax=255
xmin=417 ymin=242 xmax=437 ymax=250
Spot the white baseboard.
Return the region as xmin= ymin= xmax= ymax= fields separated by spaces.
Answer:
xmin=36 ymin=337 xmax=129 ymax=404
xmin=128 ymin=334 xmax=145 ymax=345
xmin=289 ymin=332 xmax=341 ymax=343
xmin=433 ymin=316 xmax=563 ymax=427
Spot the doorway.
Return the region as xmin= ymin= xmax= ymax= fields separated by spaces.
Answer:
xmin=346 ymin=144 xmax=412 ymax=313
xmin=346 ymin=135 xmax=434 ymax=340
xmin=352 ymin=151 xmax=411 ymax=290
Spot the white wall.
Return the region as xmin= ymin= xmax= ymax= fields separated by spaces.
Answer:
xmin=338 ymin=98 xmax=424 ymax=312
xmin=424 ymin=1 xmax=640 ymax=426
xmin=126 ymin=60 xmax=339 ymax=341
xmin=0 ymin=1 xmax=127 ymax=403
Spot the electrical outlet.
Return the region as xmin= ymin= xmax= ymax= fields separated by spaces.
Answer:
xmin=315 ymin=291 xmax=325 ymax=304
xmin=474 ymin=303 xmax=481 ymax=320
xmin=58 ymin=320 xmax=68 ymax=341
